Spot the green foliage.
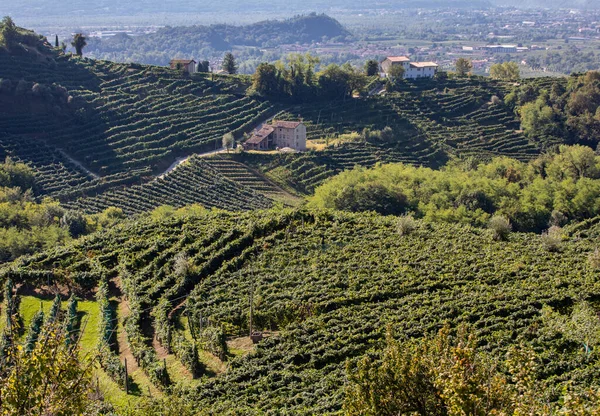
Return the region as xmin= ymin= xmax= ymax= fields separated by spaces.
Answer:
xmin=23 ymin=310 xmax=44 ymax=353
xmin=71 ymin=33 xmax=87 ymax=56
xmin=222 ymin=132 xmax=234 ymax=151
xmin=365 ymin=60 xmax=379 ymax=77
xmin=489 ymin=61 xmax=520 ymax=80
xmin=64 ymin=295 xmax=78 ymax=347
xmin=249 ymin=54 xmax=366 ymax=102
xmin=455 ymin=58 xmax=472 ymax=76
xmin=396 ymin=214 xmax=416 ymax=236
xmin=388 ymin=64 xmax=405 ymax=80
xmin=345 ymin=324 xmax=600 ymax=415
xmin=488 ymin=214 xmax=512 ymax=241
xmin=199 ymin=325 xmax=228 ymax=361
xmin=60 ymin=210 xmax=88 ymax=238
xmin=542 ymin=301 xmax=600 ymax=356
xmin=511 ymin=72 xmax=600 ymax=146
xmin=96 ymin=278 xmax=127 ymax=388
xmin=45 ymin=294 xmax=62 ymax=326
xmin=0 ymin=17 xmax=18 ymax=50
xmin=5 ymin=207 xmax=600 ymax=412
xmin=540 ymin=225 xmax=563 ymax=252
xmin=310 ymin=147 xmax=600 ymax=232
xmin=0 ymin=322 xmax=93 ymax=415
xmin=222 ymin=52 xmax=237 ymax=75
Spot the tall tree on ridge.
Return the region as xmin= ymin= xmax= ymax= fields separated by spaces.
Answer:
xmin=71 ymin=33 xmax=87 ymax=57
xmin=455 ymin=58 xmax=473 ymax=76
xmin=222 ymin=52 xmax=237 ymax=74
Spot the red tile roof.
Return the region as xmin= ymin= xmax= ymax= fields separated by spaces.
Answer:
xmin=246 ymin=125 xmax=274 ymax=144
xmin=273 ymin=121 xmax=302 ymax=129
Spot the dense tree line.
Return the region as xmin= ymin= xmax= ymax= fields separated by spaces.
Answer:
xmin=310 ymin=145 xmax=600 ymax=232
xmin=250 ymin=53 xmax=371 ymax=102
xmin=507 ymin=71 xmax=600 ymax=147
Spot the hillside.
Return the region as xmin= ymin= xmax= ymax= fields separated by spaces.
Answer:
xmin=0 ymin=26 xmax=576 ymax=217
xmin=0 ymin=36 xmax=281 ymax=207
xmin=87 ymin=14 xmax=351 ymax=66
xmin=4 ymin=207 xmax=600 ymax=413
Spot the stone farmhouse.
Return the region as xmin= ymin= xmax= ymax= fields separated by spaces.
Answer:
xmin=244 ymin=120 xmax=307 ymax=151
xmin=170 ymin=59 xmax=197 ymax=74
xmin=381 ymin=56 xmax=438 ymax=79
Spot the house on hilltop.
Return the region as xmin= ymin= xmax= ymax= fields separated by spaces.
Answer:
xmin=244 ymin=120 xmax=306 ymax=151
xmin=170 ymin=59 xmax=197 ymax=74
xmin=381 ymin=56 xmax=438 ymax=79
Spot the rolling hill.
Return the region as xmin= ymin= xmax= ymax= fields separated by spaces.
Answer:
xmin=4 ymin=207 xmax=600 ymax=413
xmin=0 ymin=25 xmax=568 ymax=216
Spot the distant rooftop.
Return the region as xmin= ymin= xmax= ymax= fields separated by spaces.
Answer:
xmin=410 ymin=62 xmax=438 ymax=68
xmin=170 ymin=59 xmax=196 ymax=65
xmin=385 ymin=56 xmax=410 ymax=63
xmin=246 ymin=125 xmax=274 ymax=144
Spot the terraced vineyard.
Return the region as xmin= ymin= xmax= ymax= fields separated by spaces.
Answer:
xmin=0 ymin=45 xmax=277 ymax=201
xmin=63 ymin=156 xmax=273 ymax=215
xmin=277 ymin=77 xmax=545 ymax=165
xmin=230 ymin=140 xmax=449 ymax=194
xmin=0 ymin=39 xmax=570 ymax=217
xmin=5 ymin=208 xmax=600 ymax=413
xmin=202 ymin=157 xmax=301 ymax=205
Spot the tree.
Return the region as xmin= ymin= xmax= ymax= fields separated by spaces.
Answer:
xmin=60 ymin=210 xmax=88 ymax=237
xmin=344 ymin=325 xmax=543 ymax=416
xmin=0 ymin=16 xmax=18 ymax=50
xmin=365 ymin=60 xmax=380 ymax=77
xmin=222 ymin=132 xmax=234 ymax=152
xmin=455 ymin=58 xmax=473 ymax=76
xmin=388 ymin=64 xmax=405 ymax=80
xmin=490 ymin=61 xmax=520 ymax=80
xmin=222 ymin=52 xmax=237 ymax=74
xmin=317 ymin=64 xmax=353 ymax=99
xmin=71 ymin=33 xmax=87 ymax=57
xmin=197 ymin=60 xmax=210 ymax=73
xmin=0 ymin=323 xmax=93 ymax=415
xmin=252 ymin=63 xmax=281 ymax=97
xmin=54 ymin=34 xmax=58 ymax=48
xmin=542 ymin=301 xmax=600 ymax=356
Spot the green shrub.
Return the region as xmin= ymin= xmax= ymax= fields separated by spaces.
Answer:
xmin=541 ymin=226 xmax=563 ymax=252
xmin=488 ymin=215 xmax=512 ymax=241
xmin=396 ymin=215 xmax=416 ymax=236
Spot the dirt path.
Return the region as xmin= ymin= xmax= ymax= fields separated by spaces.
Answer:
xmin=112 ymin=278 xmax=162 ymax=398
xmin=56 ymin=148 xmax=101 ymax=179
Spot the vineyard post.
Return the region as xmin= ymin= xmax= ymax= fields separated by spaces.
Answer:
xmin=124 ymin=358 xmax=129 ymax=394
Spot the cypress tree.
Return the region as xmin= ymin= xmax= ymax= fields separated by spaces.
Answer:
xmin=46 ymin=294 xmax=61 ymax=325
xmin=65 ymin=295 xmax=78 ymax=348
xmin=222 ymin=52 xmax=237 ymax=75
xmin=55 ymin=34 xmax=58 ymax=48
xmin=24 ymin=310 xmax=44 ymax=353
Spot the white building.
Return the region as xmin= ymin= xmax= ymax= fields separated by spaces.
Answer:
xmin=380 ymin=56 xmax=439 ymax=79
